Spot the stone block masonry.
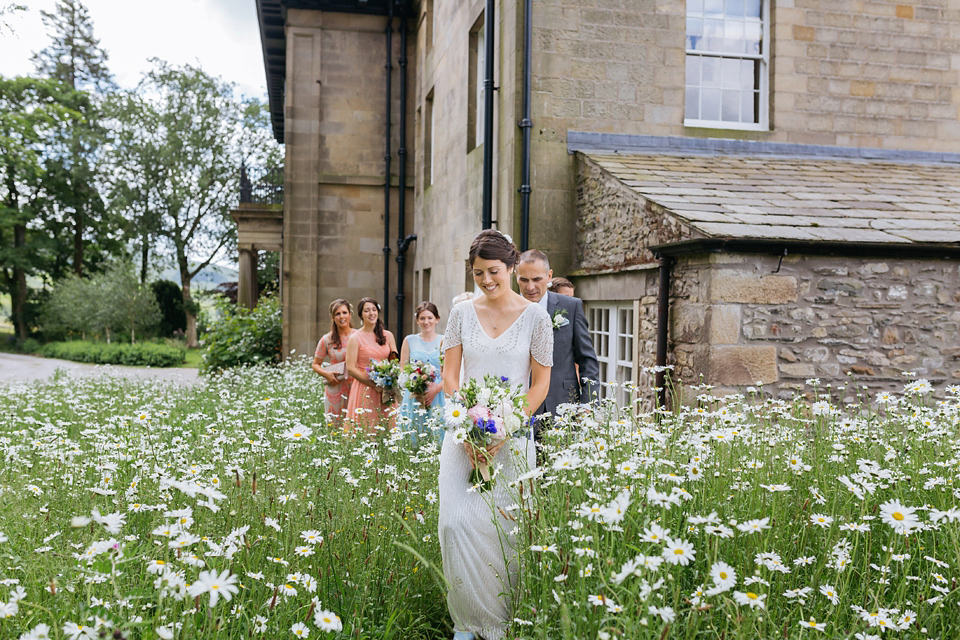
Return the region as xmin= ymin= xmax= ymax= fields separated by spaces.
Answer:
xmin=674 ymin=254 xmax=960 ymax=400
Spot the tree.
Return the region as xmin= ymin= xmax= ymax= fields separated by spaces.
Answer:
xmin=0 ymin=3 xmax=26 ymax=35
xmin=94 ymin=260 xmax=160 ymax=343
xmin=0 ymin=77 xmax=80 ymax=340
xmin=42 ymin=260 xmax=160 ymax=343
xmin=32 ymin=0 xmax=112 ymax=94
xmin=109 ymin=61 xmax=280 ymax=347
xmin=32 ymin=0 xmax=119 ymax=279
xmin=151 ymin=279 xmax=186 ymax=338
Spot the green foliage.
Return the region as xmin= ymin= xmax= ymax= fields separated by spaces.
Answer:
xmin=38 ymin=339 xmax=185 ymax=366
xmin=107 ymin=61 xmax=281 ymax=346
xmin=0 ymin=76 xmax=83 ymax=339
xmin=150 ymin=279 xmax=186 ymax=338
xmin=200 ymin=295 xmax=282 ymax=374
xmin=41 ymin=260 xmax=160 ymax=342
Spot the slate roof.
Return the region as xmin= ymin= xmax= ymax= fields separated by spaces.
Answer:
xmin=583 ymin=152 xmax=960 ymax=244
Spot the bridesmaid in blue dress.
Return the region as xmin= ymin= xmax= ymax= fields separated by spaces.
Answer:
xmin=399 ymin=301 xmax=445 ymax=446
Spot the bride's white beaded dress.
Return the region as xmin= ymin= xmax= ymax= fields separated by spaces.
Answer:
xmin=439 ymin=300 xmax=553 ymax=640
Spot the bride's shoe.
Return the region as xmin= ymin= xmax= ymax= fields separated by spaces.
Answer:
xmin=453 ymin=633 xmax=475 ymax=640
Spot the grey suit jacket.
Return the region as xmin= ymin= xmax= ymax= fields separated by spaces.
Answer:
xmin=535 ymin=292 xmax=600 ymax=416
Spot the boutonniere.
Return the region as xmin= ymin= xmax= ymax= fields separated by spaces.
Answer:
xmin=551 ymin=308 xmax=570 ymax=330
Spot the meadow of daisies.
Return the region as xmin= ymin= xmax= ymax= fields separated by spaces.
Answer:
xmin=2 ymin=363 xmax=960 ymax=640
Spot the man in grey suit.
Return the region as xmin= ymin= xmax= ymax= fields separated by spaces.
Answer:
xmin=516 ymin=250 xmax=600 ymax=422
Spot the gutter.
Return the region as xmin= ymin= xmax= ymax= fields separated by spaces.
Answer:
xmin=517 ymin=0 xmax=532 ymax=250
xmin=382 ymin=7 xmax=394 ymax=326
xmin=480 ymin=0 xmax=496 ymax=229
xmin=650 ymin=237 xmax=960 ymax=260
xmin=395 ymin=11 xmax=412 ymax=338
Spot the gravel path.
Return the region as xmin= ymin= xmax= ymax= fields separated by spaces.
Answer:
xmin=0 ymin=352 xmax=201 ymax=386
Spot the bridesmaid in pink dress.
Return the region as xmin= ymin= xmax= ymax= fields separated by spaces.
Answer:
xmin=345 ymin=297 xmax=398 ymax=432
xmin=312 ymin=299 xmax=356 ymax=427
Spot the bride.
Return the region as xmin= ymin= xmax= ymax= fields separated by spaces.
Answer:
xmin=440 ymin=230 xmax=553 ymax=640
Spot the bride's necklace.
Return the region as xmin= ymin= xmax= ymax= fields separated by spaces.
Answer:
xmin=481 ymin=304 xmax=509 ymax=331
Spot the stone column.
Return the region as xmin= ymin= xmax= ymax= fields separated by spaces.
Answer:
xmin=238 ymin=248 xmax=257 ymax=309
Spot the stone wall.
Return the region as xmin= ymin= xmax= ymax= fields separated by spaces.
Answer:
xmin=282 ymin=10 xmax=415 ymax=356
xmin=776 ymin=0 xmax=960 ymax=150
xmin=670 ymin=253 xmax=960 ymax=400
xmin=574 ymin=154 xmax=694 ymax=273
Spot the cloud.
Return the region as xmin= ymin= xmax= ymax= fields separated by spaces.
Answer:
xmin=0 ymin=0 xmax=267 ymax=99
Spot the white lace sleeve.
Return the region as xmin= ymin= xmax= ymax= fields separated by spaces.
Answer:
xmin=530 ymin=305 xmax=554 ymax=367
xmin=444 ymin=302 xmax=463 ymax=350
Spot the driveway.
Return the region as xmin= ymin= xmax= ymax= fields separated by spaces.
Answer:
xmin=0 ymin=352 xmax=201 ymax=386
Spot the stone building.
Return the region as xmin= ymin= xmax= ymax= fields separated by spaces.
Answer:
xmin=255 ymin=0 xmax=960 ymax=400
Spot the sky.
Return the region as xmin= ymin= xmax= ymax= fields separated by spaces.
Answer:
xmin=0 ymin=0 xmax=268 ymax=100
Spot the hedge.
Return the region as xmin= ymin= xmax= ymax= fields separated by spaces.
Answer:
xmin=38 ymin=341 xmax=186 ymax=367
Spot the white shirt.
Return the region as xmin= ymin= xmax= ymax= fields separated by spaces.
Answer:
xmin=536 ymin=293 xmax=548 ymax=310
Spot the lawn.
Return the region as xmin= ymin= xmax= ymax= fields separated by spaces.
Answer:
xmin=0 ymin=365 xmax=958 ymax=639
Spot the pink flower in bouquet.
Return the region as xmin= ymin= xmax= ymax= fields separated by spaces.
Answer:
xmin=468 ymin=406 xmax=493 ymax=424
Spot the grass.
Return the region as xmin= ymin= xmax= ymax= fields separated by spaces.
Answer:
xmin=0 ymin=365 xmax=958 ymax=639
xmin=179 ymin=348 xmax=203 ymax=369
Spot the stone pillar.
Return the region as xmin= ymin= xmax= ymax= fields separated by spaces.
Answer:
xmin=238 ymin=248 xmax=257 ymax=309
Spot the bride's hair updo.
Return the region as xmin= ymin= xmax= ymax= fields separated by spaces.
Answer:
xmin=468 ymin=229 xmax=519 ymax=269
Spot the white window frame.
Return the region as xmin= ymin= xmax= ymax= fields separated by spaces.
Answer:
xmin=684 ymin=0 xmax=770 ymax=131
xmin=586 ymin=302 xmax=636 ymax=406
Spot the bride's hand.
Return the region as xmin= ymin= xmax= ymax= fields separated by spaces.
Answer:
xmin=463 ymin=440 xmax=506 ymax=469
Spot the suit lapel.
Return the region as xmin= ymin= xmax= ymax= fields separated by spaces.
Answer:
xmin=546 ymin=291 xmax=558 ymax=316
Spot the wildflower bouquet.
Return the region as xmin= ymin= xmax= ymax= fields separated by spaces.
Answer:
xmin=398 ymin=360 xmax=439 ymax=405
xmin=367 ymin=358 xmax=402 ymax=405
xmin=445 ymin=374 xmax=528 ymax=491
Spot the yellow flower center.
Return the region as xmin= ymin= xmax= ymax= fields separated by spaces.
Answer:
xmin=747 ymin=592 xmax=758 ymax=600
xmin=893 ymin=512 xmax=904 ymax=521
xmin=719 ymin=572 xmax=727 ymax=580
xmin=674 ymin=549 xmax=684 ymax=555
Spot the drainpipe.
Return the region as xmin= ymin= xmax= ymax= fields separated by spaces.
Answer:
xmin=382 ymin=7 xmax=394 ymax=325
xmin=395 ymin=11 xmax=411 ymax=338
xmin=481 ymin=0 xmax=495 ymax=229
xmin=656 ymin=256 xmax=672 ymax=410
xmin=518 ymin=0 xmax=532 ymax=251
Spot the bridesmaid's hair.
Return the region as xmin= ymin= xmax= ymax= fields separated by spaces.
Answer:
xmin=327 ymin=299 xmax=353 ymax=350
xmin=468 ymin=229 xmax=519 ymax=269
xmin=414 ymin=301 xmax=440 ymax=320
xmin=357 ymin=297 xmax=387 ymax=346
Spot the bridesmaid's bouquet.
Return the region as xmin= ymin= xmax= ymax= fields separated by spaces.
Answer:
xmin=398 ymin=360 xmax=439 ymax=406
xmin=367 ymin=358 xmax=402 ymax=405
xmin=445 ymin=374 xmax=528 ymax=491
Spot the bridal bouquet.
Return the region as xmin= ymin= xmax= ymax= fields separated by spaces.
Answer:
xmin=398 ymin=360 xmax=439 ymax=405
xmin=445 ymin=374 xmax=529 ymax=491
xmin=367 ymin=358 xmax=402 ymax=405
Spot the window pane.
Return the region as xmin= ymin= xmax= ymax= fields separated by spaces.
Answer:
xmin=701 ymin=87 xmax=721 ymax=121
xmin=744 ymin=20 xmax=762 ymax=54
xmin=740 ymin=58 xmax=756 ymax=89
xmin=704 ymin=0 xmax=723 ymax=16
xmin=685 ymin=86 xmax=700 ymax=120
xmin=723 ymin=20 xmax=743 ymax=53
xmin=686 ymin=17 xmax=704 ymax=50
xmin=686 ymin=55 xmax=701 ymax=83
xmin=721 ymin=57 xmax=740 ymax=88
xmin=741 ymin=90 xmax=756 ymax=124
xmin=726 ymin=0 xmax=745 ymax=17
xmin=745 ymin=0 xmax=761 ymax=18
xmin=688 ymin=0 xmax=704 ymax=14
xmin=702 ymin=57 xmax=720 ymax=87
xmin=704 ymin=19 xmax=724 ymax=50
xmin=721 ymin=89 xmax=740 ymax=121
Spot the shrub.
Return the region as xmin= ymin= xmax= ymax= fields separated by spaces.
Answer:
xmin=38 ymin=340 xmax=186 ymax=367
xmin=200 ymin=295 xmax=282 ymax=374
